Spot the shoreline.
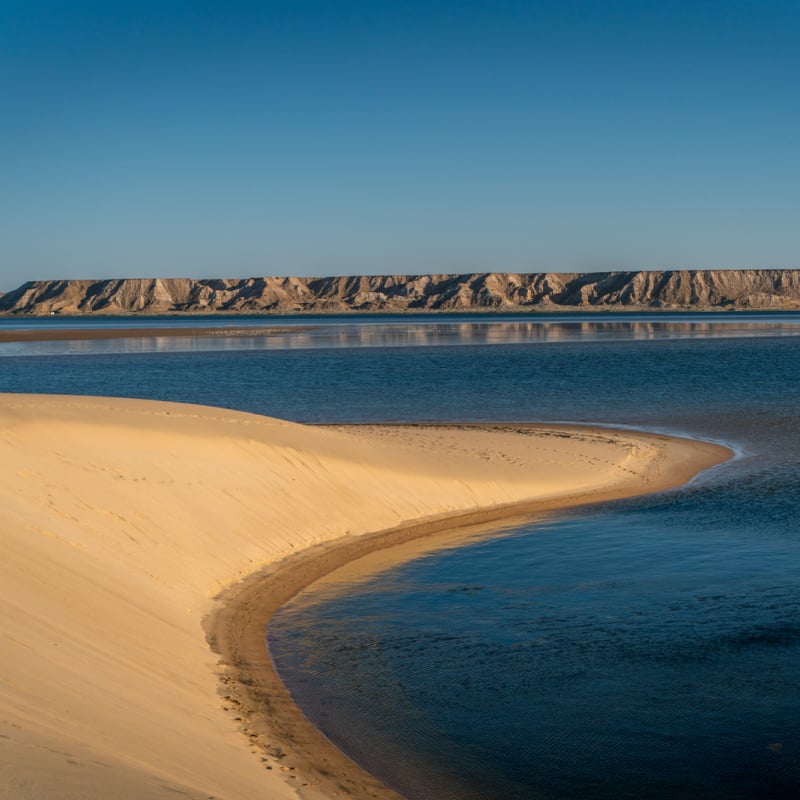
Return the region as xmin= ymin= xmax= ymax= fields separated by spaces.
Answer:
xmin=0 ymin=396 xmax=732 ymax=800
xmin=0 ymin=325 xmax=315 ymax=343
xmin=0 ymin=307 xmax=796 ymax=342
xmin=207 ymin=424 xmax=731 ymax=800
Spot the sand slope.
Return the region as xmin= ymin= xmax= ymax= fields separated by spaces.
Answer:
xmin=0 ymin=394 xmax=729 ymax=799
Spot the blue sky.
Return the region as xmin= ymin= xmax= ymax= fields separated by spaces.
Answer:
xmin=1 ymin=0 xmax=798 ymax=290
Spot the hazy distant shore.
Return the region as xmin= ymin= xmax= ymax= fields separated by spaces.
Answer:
xmin=0 ymin=325 xmax=312 ymax=343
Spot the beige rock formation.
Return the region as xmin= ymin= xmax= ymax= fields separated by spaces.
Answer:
xmin=2 ymin=270 xmax=800 ymax=315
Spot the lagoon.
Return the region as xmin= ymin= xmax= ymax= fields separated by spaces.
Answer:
xmin=2 ymin=312 xmax=799 ymax=798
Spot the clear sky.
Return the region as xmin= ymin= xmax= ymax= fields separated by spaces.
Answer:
xmin=1 ymin=0 xmax=798 ymax=291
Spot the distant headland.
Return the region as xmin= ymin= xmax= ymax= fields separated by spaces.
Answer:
xmin=2 ymin=269 xmax=800 ymax=315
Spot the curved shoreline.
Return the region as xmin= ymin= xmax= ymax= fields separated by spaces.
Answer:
xmin=0 ymin=396 xmax=732 ymax=800
xmin=207 ymin=424 xmax=732 ymax=800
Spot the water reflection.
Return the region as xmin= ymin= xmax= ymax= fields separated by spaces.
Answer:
xmin=3 ymin=316 xmax=800 ymax=357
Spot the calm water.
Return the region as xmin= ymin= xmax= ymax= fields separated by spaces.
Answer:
xmin=2 ymin=313 xmax=799 ymax=798
xmin=3 ymin=311 xmax=800 ymax=357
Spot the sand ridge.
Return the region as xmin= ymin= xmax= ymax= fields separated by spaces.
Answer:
xmin=0 ymin=394 xmax=731 ymax=799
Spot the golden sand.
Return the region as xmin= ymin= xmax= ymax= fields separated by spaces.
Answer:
xmin=0 ymin=394 xmax=730 ymax=799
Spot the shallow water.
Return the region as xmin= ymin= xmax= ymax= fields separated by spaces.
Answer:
xmin=2 ymin=313 xmax=799 ymax=798
xmin=271 ymin=478 xmax=800 ymax=799
xmin=3 ymin=311 xmax=800 ymax=357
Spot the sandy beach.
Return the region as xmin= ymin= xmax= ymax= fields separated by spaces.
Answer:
xmin=0 ymin=394 xmax=730 ymax=800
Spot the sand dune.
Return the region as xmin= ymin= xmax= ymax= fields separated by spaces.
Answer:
xmin=0 ymin=394 xmax=730 ymax=799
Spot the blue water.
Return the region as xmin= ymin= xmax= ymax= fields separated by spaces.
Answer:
xmin=2 ymin=313 xmax=799 ymax=798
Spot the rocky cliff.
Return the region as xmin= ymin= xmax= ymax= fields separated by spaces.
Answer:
xmin=2 ymin=270 xmax=800 ymax=314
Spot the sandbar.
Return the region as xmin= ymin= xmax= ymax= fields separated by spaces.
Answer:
xmin=0 ymin=325 xmax=310 ymax=343
xmin=0 ymin=394 xmax=731 ymax=799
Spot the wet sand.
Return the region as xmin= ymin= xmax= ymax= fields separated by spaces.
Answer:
xmin=0 ymin=325 xmax=309 ymax=343
xmin=209 ymin=424 xmax=732 ymax=800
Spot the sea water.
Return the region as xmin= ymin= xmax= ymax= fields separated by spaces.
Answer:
xmin=2 ymin=314 xmax=799 ymax=798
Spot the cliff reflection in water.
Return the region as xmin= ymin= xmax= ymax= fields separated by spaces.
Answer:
xmin=3 ymin=313 xmax=800 ymax=357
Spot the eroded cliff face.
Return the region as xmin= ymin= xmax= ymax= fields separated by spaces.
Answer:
xmin=2 ymin=270 xmax=800 ymax=314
